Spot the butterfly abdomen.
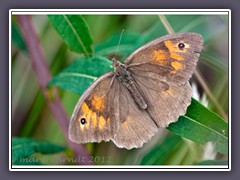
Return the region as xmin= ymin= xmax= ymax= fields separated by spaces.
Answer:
xmin=116 ymin=65 xmax=147 ymax=110
xmin=125 ymin=82 xmax=147 ymax=110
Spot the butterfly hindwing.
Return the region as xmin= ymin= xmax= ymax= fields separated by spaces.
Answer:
xmin=131 ymin=70 xmax=192 ymax=127
xmin=111 ymin=84 xmax=158 ymax=149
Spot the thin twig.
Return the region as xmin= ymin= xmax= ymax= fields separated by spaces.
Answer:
xmin=159 ymin=15 xmax=174 ymax=34
xmin=17 ymin=15 xmax=93 ymax=165
xmin=158 ymin=15 xmax=227 ymax=120
xmin=194 ymin=69 xmax=228 ymax=120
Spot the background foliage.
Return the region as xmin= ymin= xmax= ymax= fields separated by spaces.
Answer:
xmin=12 ymin=14 xmax=229 ymax=166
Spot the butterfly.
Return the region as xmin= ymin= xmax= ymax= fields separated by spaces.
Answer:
xmin=68 ymin=32 xmax=203 ymax=149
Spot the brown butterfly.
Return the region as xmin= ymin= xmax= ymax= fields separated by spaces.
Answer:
xmin=68 ymin=32 xmax=203 ymax=149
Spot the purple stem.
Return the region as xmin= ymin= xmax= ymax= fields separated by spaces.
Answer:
xmin=17 ymin=15 xmax=93 ymax=165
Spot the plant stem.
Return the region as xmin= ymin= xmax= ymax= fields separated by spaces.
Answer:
xmin=17 ymin=15 xmax=93 ymax=165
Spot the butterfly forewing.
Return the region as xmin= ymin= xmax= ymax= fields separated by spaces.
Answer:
xmin=69 ymin=72 xmax=120 ymax=143
xmin=125 ymin=32 xmax=203 ymax=85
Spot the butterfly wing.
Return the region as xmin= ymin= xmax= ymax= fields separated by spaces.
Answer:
xmin=124 ymin=32 xmax=203 ymax=127
xmin=69 ymin=72 xmax=120 ymax=144
xmin=111 ymin=84 xmax=158 ymax=149
xmin=125 ymin=32 xmax=203 ymax=85
xmin=69 ymin=32 xmax=203 ymax=149
xmin=132 ymin=71 xmax=192 ymax=127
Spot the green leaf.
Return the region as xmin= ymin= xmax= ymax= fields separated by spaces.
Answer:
xmin=195 ymin=160 xmax=228 ymax=165
xmin=48 ymin=56 xmax=113 ymax=95
xmin=48 ymin=15 xmax=93 ymax=56
xmin=20 ymin=92 xmax=45 ymax=137
xmin=137 ymin=15 xmax=227 ymax=47
xmin=12 ymin=137 xmax=65 ymax=165
xmin=94 ymin=32 xmax=140 ymax=61
xmin=168 ymin=98 xmax=228 ymax=155
xmin=138 ymin=135 xmax=204 ymax=165
xmin=139 ymin=135 xmax=183 ymax=165
xmin=12 ymin=22 xmax=27 ymax=53
xmin=200 ymin=51 xmax=228 ymax=74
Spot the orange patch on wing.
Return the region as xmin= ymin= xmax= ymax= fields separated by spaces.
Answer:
xmin=152 ymin=49 xmax=168 ymax=65
xmin=81 ymin=102 xmax=91 ymax=115
xmin=122 ymin=120 xmax=129 ymax=127
xmin=91 ymin=95 xmax=105 ymax=111
xmin=170 ymin=70 xmax=176 ymax=74
xmin=79 ymin=102 xmax=112 ymax=131
xmin=99 ymin=116 xmax=106 ymax=130
xmin=166 ymin=88 xmax=173 ymax=94
xmin=91 ymin=112 xmax=97 ymax=128
xmin=79 ymin=102 xmax=92 ymax=130
xmin=171 ymin=61 xmax=184 ymax=70
xmin=164 ymin=40 xmax=184 ymax=61
xmin=107 ymin=117 xmax=111 ymax=125
xmin=79 ymin=103 xmax=91 ymax=130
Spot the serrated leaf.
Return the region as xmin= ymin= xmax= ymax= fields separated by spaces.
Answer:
xmin=48 ymin=56 xmax=113 ymax=94
xmin=168 ymin=98 xmax=228 ymax=155
xmin=12 ymin=137 xmax=65 ymax=165
xmin=48 ymin=15 xmax=93 ymax=56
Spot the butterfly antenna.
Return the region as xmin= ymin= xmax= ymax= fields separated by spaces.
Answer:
xmin=114 ymin=29 xmax=125 ymax=59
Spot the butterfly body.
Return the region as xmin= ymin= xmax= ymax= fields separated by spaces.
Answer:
xmin=113 ymin=59 xmax=148 ymax=110
xmin=69 ymin=32 xmax=203 ymax=149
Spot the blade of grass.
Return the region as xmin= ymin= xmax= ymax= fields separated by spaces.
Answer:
xmin=164 ymin=142 xmax=189 ymax=165
xmin=195 ymin=69 xmax=228 ymax=120
xmin=139 ymin=135 xmax=183 ymax=165
xmin=20 ymin=92 xmax=45 ymax=137
xmin=159 ymin=15 xmax=175 ymax=34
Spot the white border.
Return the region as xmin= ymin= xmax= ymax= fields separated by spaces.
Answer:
xmin=228 ymin=9 xmax=231 ymax=171
xmin=11 ymin=165 xmax=228 ymax=171
xmin=9 ymin=9 xmax=12 ymax=172
xmin=11 ymin=9 xmax=229 ymax=15
xmin=9 ymin=9 xmax=231 ymax=171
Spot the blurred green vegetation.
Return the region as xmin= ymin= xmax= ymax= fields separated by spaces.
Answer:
xmin=12 ymin=14 xmax=229 ymax=166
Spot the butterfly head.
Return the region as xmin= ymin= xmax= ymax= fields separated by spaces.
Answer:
xmin=112 ymin=57 xmax=121 ymax=69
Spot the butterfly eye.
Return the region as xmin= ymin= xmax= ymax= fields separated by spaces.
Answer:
xmin=178 ymin=43 xmax=185 ymax=50
xmin=80 ymin=118 xmax=86 ymax=125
